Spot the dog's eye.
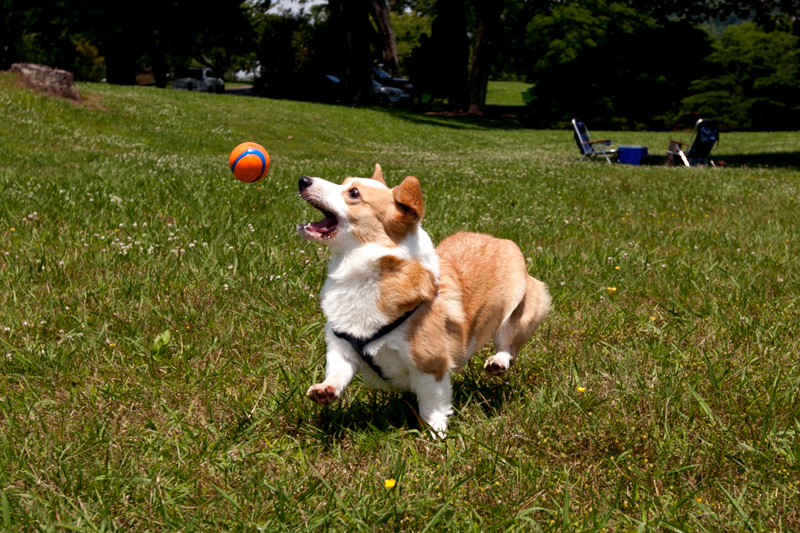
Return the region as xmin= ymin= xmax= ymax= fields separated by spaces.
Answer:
xmin=348 ymin=188 xmax=360 ymax=199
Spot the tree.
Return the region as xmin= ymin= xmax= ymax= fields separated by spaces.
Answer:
xmin=389 ymin=9 xmax=432 ymax=72
xmin=467 ymin=0 xmax=504 ymax=113
xmin=368 ymin=0 xmax=400 ymax=76
xmin=521 ymin=0 xmax=712 ymax=129
xmin=681 ymin=22 xmax=800 ymax=130
xmin=328 ymin=0 xmax=374 ymax=104
xmin=427 ymin=0 xmax=469 ymax=105
xmin=2 ymin=0 xmax=255 ymax=86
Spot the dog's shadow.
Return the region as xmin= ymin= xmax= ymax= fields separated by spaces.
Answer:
xmin=310 ymin=363 xmax=524 ymax=443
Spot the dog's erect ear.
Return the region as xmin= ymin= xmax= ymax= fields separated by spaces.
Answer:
xmin=371 ymin=163 xmax=387 ymax=186
xmin=392 ymin=176 xmax=425 ymax=223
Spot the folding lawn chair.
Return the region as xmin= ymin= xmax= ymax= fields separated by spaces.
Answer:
xmin=572 ymin=119 xmax=617 ymax=163
xmin=666 ymin=119 xmax=719 ymax=167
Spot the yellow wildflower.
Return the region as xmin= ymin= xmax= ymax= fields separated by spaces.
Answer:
xmin=577 ymin=387 xmax=586 ymax=392
xmin=384 ymin=478 xmax=396 ymax=488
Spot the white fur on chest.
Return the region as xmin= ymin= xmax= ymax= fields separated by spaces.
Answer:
xmin=319 ymin=229 xmax=439 ymax=387
xmin=320 ymin=229 xmax=439 ymax=338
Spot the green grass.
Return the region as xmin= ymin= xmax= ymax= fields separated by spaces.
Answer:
xmin=1 ymin=72 xmax=799 ymax=532
xmin=224 ymin=81 xmax=254 ymax=89
xmin=486 ymin=81 xmax=533 ymax=107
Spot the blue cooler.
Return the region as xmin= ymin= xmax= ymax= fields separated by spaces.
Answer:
xmin=617 ymin=145 xmax=648 ymax=165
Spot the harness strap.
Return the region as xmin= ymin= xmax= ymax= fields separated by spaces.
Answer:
xmin=333 ymin=304 xmax=422 ymax=381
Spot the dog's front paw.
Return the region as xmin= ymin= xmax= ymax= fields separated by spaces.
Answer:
xmin=483 ymin=355 xmax=510 ymax=377
xmin=307 ymin=383 xmax=340 ymax=406
xmin=427 ymin=420 xmax=448 ymax=440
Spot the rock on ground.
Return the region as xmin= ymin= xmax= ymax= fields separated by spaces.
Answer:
xmin=10 ymin=62 xmax=82 ymax=102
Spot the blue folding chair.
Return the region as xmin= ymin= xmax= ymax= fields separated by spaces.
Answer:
xmin=667 ymin=119 xmax=719 ymax=167
xmin=572 ymin=119 xmax=617 ymax=163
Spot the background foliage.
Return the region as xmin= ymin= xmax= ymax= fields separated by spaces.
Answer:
xmin=2 ymin=0 xmax=799 ymax=128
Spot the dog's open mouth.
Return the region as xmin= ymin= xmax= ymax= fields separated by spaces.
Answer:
xmin=299 ymin=206 xmax=339 ymax=239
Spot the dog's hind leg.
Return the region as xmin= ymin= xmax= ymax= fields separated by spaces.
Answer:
xmin=484 ymin=276 xmax=551 ymax=377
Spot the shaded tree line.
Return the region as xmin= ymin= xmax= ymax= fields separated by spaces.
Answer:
xmin=1 ymin=0 xmax=257 ymax=86
xmin=2 ymin=0 xmax=798 ymax=129
xmin=520 ymin=0 xmax=800 ymax=130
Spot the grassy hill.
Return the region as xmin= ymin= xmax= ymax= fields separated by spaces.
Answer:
xmin=0 ymin=74 xmax=799 ymax=531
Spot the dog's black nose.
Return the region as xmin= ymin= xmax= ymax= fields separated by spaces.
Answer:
xmin=299 ymin=176 xmax=313 ymax=191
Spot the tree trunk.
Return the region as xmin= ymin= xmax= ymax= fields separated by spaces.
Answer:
xmin=101 ymin=37 xmax=137 ymax=85
xmin=430 ymin=0 xmax=468 ymax=106
xmin=467 ymin=0 xmax=503 ymax=114
xmin=368 ymin=0 xmax=400 ymax=77
xmin=328 ymin=0 xmax=374 ymax=104
xmin=149 ymin=44 xmax=169 ymax=88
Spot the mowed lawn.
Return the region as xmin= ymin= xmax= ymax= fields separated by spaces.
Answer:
xmin=486 ymin=81 xmax=533 ymax=107
xmin=1 ymin=73 xmax=799 ymax=532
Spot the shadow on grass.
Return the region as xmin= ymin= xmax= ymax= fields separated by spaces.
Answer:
xmin=372 ymin=104 xmax=524 ymax=131
xmin=639 ymin=151 xmax=800 ymax=169
xmin=307 ymin=369 xmax=521 ymax=443
xmin=717 ymin=151 xmax=800 ymax=169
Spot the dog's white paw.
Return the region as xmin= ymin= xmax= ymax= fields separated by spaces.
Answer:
xmin=483 ymin=354 xmax=511 ymax=376
xmin=307 ymin=383 xmax=340 ymax=406
xmin=425 ymin=416 xmax=449 ymax=440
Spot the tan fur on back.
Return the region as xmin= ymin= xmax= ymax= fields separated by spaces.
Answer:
xmin=406 ymin=232 xmax=533 ymax=380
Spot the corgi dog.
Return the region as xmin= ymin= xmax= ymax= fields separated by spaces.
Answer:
xmin=297 ymin=164 xmax=550 ymax=435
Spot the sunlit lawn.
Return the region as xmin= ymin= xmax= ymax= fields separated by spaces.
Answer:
xmin=0 ymin=73 xmax=798 ymax=531
xmin=487 ymin=80 xmax=533 ymax=107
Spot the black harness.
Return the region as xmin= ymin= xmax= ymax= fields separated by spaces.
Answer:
xmin=333 ymin=305 xmax=422 ymax=381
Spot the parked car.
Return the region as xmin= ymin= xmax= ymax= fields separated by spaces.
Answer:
xmin=172 ymin=68 xmax=225 ymax=93
xmin=257 ymin=73 xmax=341 ymax=103
xmin=372 ymin=67 xmax=413 ymax=92
xmin=372 ymin=80 xmax=411 ymax=105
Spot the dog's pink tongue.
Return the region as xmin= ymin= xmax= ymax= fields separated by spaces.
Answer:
xmin=310 ymin=215 xmax=337 ymax=234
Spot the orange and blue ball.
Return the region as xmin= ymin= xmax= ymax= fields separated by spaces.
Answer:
xmin=229 ymin=142 xmax=270 ymax=183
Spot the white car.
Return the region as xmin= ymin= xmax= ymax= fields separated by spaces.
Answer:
xmin=372 ymin=80 xmax=410 ymax=104
xmin=172 ymin=68 xmax=225 ymax=93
